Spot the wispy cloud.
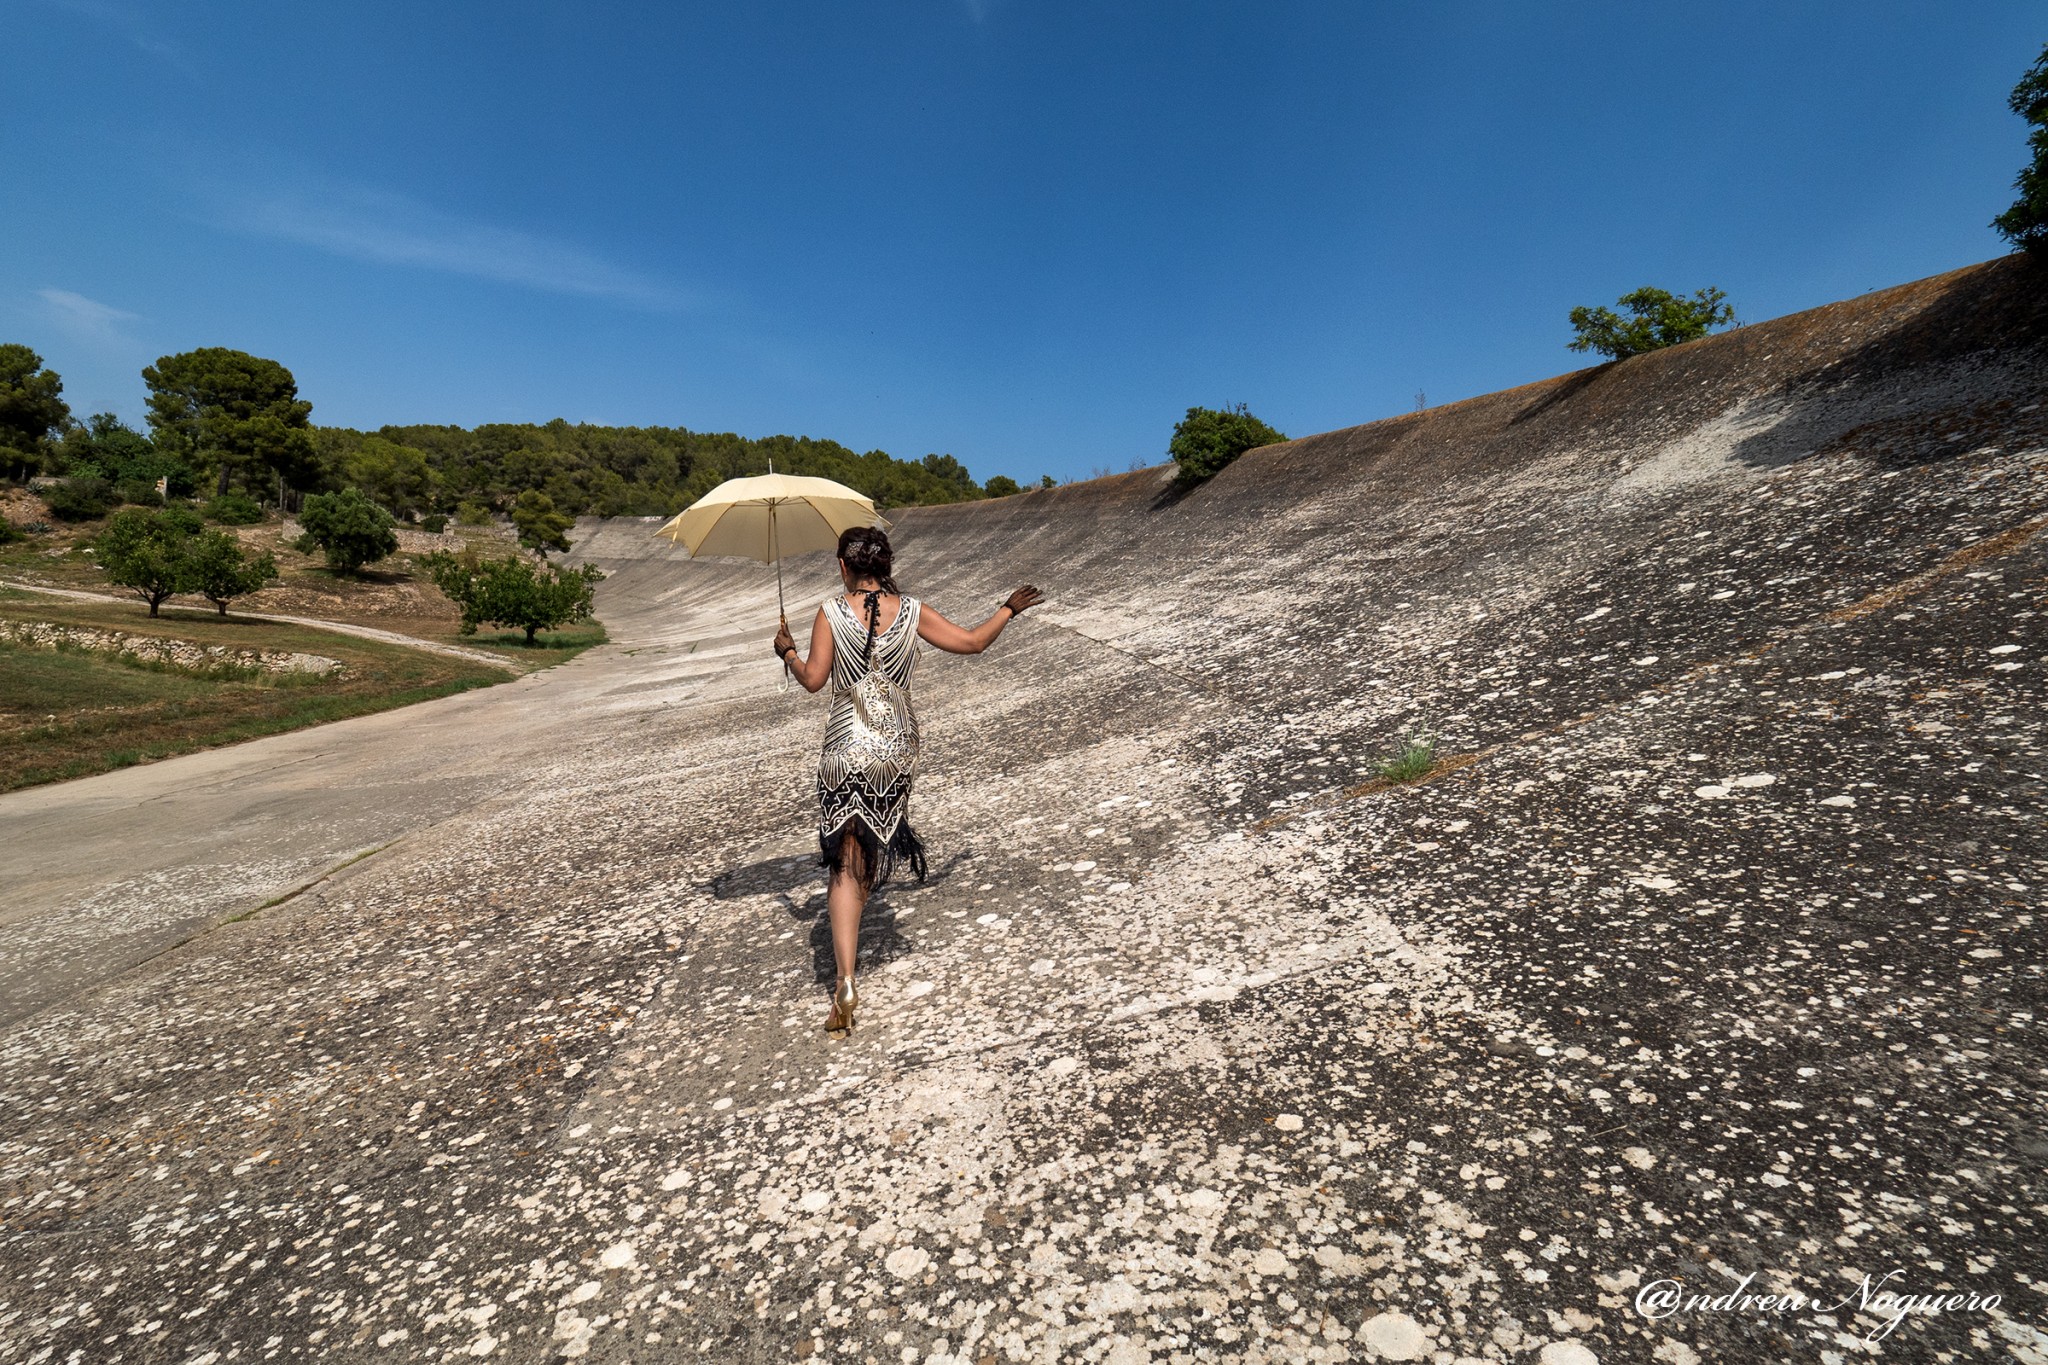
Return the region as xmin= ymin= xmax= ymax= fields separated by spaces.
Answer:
xmin=34 ymin=288 xmax=142 ymax=346
xmin=216 ymin=178 xmax=685 ymax=311
xmin=41 ymin=0 xmax=194 ymax=74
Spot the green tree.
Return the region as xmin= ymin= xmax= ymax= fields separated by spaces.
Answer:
xmin=97 ymin=507 xmax=196 ymax=616
xmin=294 ymin=487 xmax=398 ymax=574
xmin=142 ymin=348 xmax=317 ymax=497
xmin=186 ymin=530 xmax=278 ymax=615
xmin=1168 ymin=404 xmax=1287 ymax=484
xmin=1994 ymin=42 xmax=2048 ymax=254
xmin=342 ymin=435 xmax=439 ymax=517
xmin=984 ymin=475 xmax=1022 ymax=498
xmin=1567 ymin=287 xmax=1736 ymax=360
xmin=510 ymin=488 xmax=574 ymax=554
xmin=0 ymin=344 xmax=71 ymax=479
xmin=56 ymin=413 xmax=193 ymax=496
xmin=916 ymin=453 xmax=980 ymax=502
xmin=423 ymin=551 xmax=604 ymax=644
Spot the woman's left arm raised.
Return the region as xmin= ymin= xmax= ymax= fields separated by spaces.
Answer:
xmin=916 ymin=585 xmax=1044 ymax=655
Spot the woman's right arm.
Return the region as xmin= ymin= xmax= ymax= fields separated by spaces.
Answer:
xmin=917 ymin=585 xmax=1044 ymax=655
xmin=777 ymin=608 xmax=834 ymax=692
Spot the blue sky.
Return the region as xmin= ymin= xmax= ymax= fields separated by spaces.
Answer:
xmin=5 ymin=2 xmax=2040 ymax=486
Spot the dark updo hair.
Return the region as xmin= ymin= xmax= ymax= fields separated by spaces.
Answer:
xmin=838 ymin=526 xmax=899 ymax=665
xmin=837 ymin=526 xmax=898 ymax=595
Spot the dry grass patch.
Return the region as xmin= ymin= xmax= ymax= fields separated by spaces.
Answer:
xmin=0 ymin=589 xmax=516 ymax=793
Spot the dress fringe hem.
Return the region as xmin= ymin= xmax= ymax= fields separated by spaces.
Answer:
xmin=820 ymin=817 xmax=928 ymax=891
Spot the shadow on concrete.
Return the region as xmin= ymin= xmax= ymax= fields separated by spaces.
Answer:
xmin=746 ymin=850 xmax=977 ymax=982
xmin=710 ymin=853 xmax=820 ymax=901
xmin=1508 ymin=362 xmax=1612 ymax=426
xmin=1731 ymin=254 xmax=2048 ymax=472
xmin=804 ymin=903 xmax=914 ymax=982
xmin=1146 ymin=474 xmax=1199 ymax=513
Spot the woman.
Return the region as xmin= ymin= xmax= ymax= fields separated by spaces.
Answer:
xmin=773 ymin=526 xmax=1043 ymax=1034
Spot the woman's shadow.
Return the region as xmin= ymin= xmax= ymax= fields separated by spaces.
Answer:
xmin=709 ymin=850 xmax=973 ymax=984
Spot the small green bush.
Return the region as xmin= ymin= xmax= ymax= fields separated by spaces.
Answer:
xmin=419 ymin=513 xmax=448 ymax=533
xmin=983 ymin=475 xmax=1022 ymax=498
xmin=1168 ymin=405 xmax=1287 ymax=484
xmin=1373 ymin=734 xmax=1437 ymax=784
xmin=1567 ymin=287 xmax=1736 ymax=360
xmin=43 ymin=477 xmax=121 ymax=522
xmin=294 ymin=487 xmax=398 ymax=574
xmin=455 ymin=500 xmax=494 ymax=527
xmin=204 ymin=490 xmax=265 ymax=525
xmin=116 ymin=478 xmax=164 ymax=507
xmin=0 ymin=519 xmax=21 ymax=545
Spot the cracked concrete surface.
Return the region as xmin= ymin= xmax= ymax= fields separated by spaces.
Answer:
xmin=2 ymin=257 xmax=2046 ymax=1363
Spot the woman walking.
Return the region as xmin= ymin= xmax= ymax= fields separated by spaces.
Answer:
xmin=773 ymin=526 xmax=1042 ymax=1034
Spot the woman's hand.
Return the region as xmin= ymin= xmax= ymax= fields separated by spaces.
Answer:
xmin=1004 ymin=585 xmax=1044 ymax=616
xmin=773 ymin=619 xmax=796 ymax=661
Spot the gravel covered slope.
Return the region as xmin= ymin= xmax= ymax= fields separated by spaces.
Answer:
xmin=2 ymin=256 xmax=2046 ymax=1364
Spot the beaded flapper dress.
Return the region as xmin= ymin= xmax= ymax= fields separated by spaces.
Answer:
xmin=817 ymin=593 xmax=928 ymax=887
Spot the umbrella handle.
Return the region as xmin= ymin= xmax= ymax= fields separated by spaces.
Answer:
xmin=772 ymin=504 xmax=789 ymax=691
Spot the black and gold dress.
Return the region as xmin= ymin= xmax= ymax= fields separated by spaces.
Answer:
xmin=817 ymin=592 xmax=928 ymax=886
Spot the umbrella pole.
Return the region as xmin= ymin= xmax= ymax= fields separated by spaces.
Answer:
xmin=771 ymin=502 xmax=786 ymax=624
xmin=771 ymin=502 xmax=790 ymax=693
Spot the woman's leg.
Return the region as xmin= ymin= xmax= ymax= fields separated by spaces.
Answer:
xmin=826 ymin=833 xmax=868 ymax=982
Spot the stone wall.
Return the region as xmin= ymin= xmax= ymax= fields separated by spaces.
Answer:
xmin=0 ymin=620 xmax=342 ymax=676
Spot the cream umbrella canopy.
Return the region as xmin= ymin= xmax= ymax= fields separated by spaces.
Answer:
xmin=654 ymin=472 xmax=889 ymax=623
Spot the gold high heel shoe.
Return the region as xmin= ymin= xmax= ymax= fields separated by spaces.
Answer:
xmin=825 ymin=976 xmax=858 ymax=1034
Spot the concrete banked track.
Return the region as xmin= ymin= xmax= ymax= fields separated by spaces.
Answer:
xmin=3 ymin=258 xmax=2046 ymax=1364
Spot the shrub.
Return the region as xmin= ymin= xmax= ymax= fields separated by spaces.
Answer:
xmin=1373 ymin=734 xmax=1437 ymax=784
xmin=1567 ymin=287 xmax=1736 ymax=360
xmin=983 ymin=475 xmax=1022 ymax=498
xmin=0 ymin=518 xmax=20 ymax=546
xmin=419 ymin=513 xmax=448 ymax=533
xmin=43 ymin=476 xmax=120 ymax=522
xmin=1168 ymin=404 xmax=1287 ymax=484
xmin=186 ymin=530 xmax=278 ymax=615
xmin=294 ymin=487 xmax=398 ymax=574
xmin=116 ymin=478 xmax=164 ymax=507
xmin=204 ymin=490 xmax=265 ymax=525
xmin=423 ymin=551 xmax=604 ymax=644
xmin=455 ymin=500 xmax=494 ymax=527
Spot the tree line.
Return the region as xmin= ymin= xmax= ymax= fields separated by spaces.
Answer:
xmin=0 ymin=344 xmax=1043 ymax=523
